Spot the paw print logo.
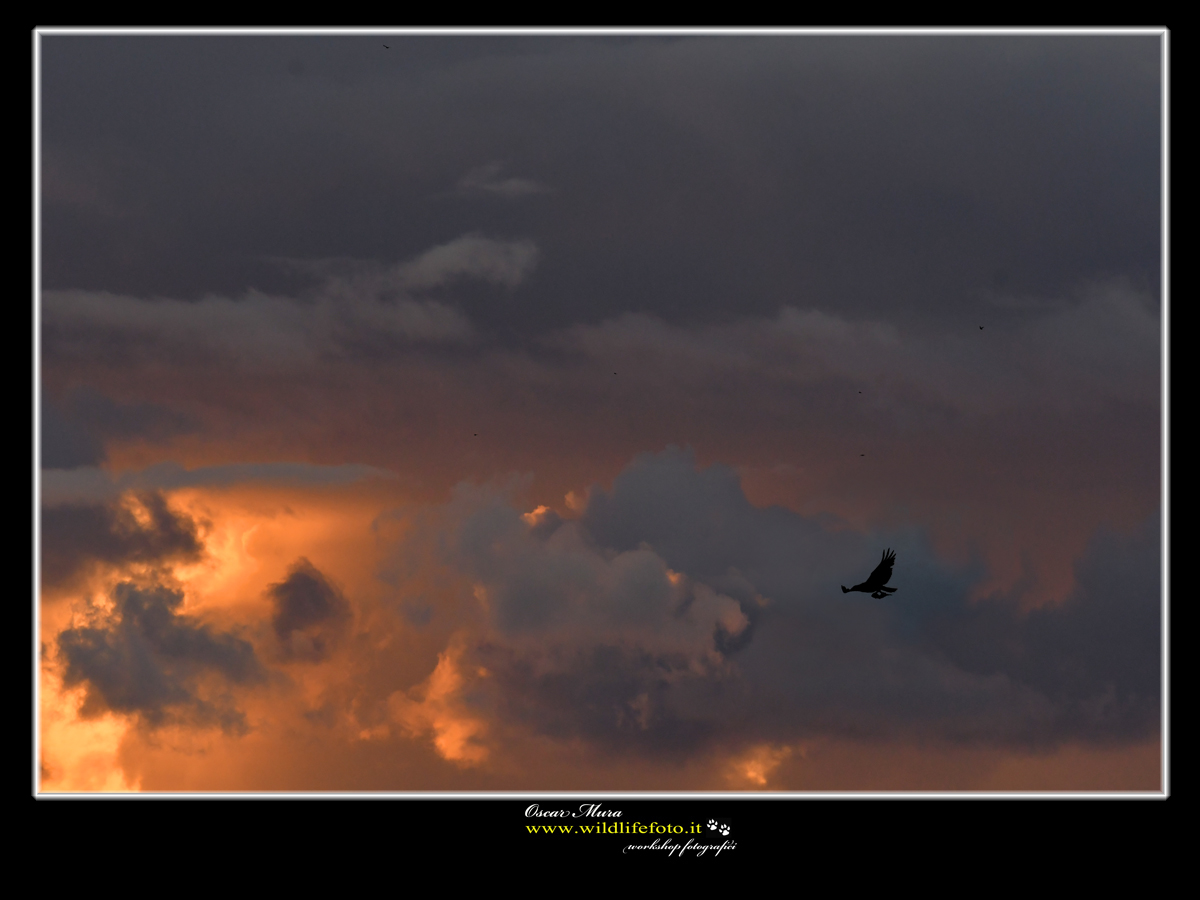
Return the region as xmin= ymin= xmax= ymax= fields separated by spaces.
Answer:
xmin=707 ymin=818 xmax=732 ymax=835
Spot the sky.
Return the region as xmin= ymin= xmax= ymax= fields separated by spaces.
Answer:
xmin=37 ymin=30 xmax=1165 ymax=792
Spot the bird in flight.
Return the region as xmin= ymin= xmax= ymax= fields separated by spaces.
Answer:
xmin=842 ymin=549 xmax=898 ymax=599
xmin=384 ymin=44 xmax=390 ymax=49
xmin=979 ymin=325 xmax=984 ymax=330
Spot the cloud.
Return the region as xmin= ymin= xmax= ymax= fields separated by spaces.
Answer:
xmin=376 ymin=471 xmax=752 ymax=762
xmin=381 ymin=449 xmax=1160 ymax=761
xmin=41 ymin=397 xmax=105 ymax=469
xmin=41 ymin=461 xmax=394 ymax=506
xmin=267 ymin=558 xmax=352 ymax=662
xmin=306 ymin=235 xmax=541 ymax=299
xmin=41 ymin=491 xmax=204 ymax=588
xmin=42 ymin=287 xmax=471 ymax=365
xmin=552 ymin=281 xmax=1160 ymax=416
xmin=41 ymin=388 xmax=198 ymax=469
xmin=66 ymin=386 xmax=197 ymax=442
xmin=456 ymin=161 xmax=551 ymax=198
xmin=388 ymin=235 xmax=541 ymax=291
xmin=40 ymin=37 xmax=1158 ymax=333
xmin=926 ymin=514 xmax=1161 ymax=741
xmin=56 ymin=580 xmax=263 ymax=731
xmin=40 ymin=233 xmax=539 ymax=368
xmin=458 ymin=502 xmax=748 ymax=657
xmin=388 ymin=640 xmax=490 ymax=766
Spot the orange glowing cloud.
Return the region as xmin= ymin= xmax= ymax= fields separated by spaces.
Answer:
xmin=726 ymin=743 xmax=795 ymax=789
xmin=37 ymin=448 xmax=1159 ymax=793
xmin=39 ymin=476 xmax=414 ymax=791
xmin=388 ymin=640 xmax=490 ymax=766
xmin=40 ymin=672 xmax=138 ymax=793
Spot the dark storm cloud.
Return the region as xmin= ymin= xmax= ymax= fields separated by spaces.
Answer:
xmin=57 ymin=580 xmax=263 ymax=730
xmin=62 ymin=386 xmax=197 ymax=443
xmin=41 ymin=287 xmax=469 ymax=365
xmin=925 ymin=514 xmax=1161 ymax=740
xmin=40 ymin=233 xmax=541 ymax=366
xmin=40 ymin=388 xmax=197 ymax=469
xmin=41 ymin=491 xmax=204 ymax=588
xmin=267 ymin=558 xmax=352 ymax=662
xmin=40 ymin=34 xmax=1159 ymax=337
xmin=551 ymin=280 xmax=1160 ymax=415
xmin=41 ymin=396 xmax=105 ymax=469
xmin=411 ymin=449 xmax=1159 ymax=755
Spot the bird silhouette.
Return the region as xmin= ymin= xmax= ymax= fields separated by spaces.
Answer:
xmin=842 ymin=549 xmax=898 ymax=599
xmin=979 ymin=325 xmax=984 ymax=330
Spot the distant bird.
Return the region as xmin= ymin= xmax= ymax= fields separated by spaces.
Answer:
xmin=979 ymin=325 xmax=984 ymax=330
xmin=384 ymin=44 xmax=390 ymax=49
xmin=842 ymin=549 xmax=898 ymax=599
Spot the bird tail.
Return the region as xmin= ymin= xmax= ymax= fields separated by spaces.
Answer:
xmin=841 ymin=586 xmax=849 ymax=593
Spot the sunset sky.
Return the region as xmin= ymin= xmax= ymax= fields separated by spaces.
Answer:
xmin=37 ymin=30 xmax=1165 ymax=792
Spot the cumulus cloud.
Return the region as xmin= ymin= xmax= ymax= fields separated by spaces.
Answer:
xmin=41 ymin=491 xmax=204 ymax=588
xmin=456 ymin=161 xmax=551 ymax=198
xmin=448 ymin=488 xmax=746 ymax=654
xmin=56 ymin=580 xmax=263 ymax=731
xmin=267 ymin=558 xmax=352 ymax=662
xmin=381 ymin=449 xmax=1160 ymax=762
xmin=376 ymin=472 xmax=753 ymax=762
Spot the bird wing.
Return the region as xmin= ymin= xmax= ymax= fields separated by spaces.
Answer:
xmin=866 ymin=549 xmax=895 ymax=587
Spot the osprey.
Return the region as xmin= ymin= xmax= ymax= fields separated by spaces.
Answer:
xmin=842 ymin=549 xmax=898 ymax=599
